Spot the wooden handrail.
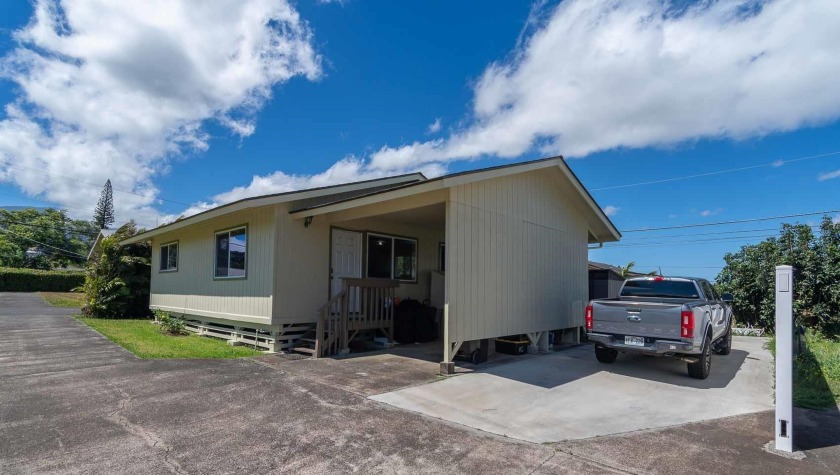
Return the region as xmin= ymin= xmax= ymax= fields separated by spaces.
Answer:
xmin=314 ymin=278 xmax=400 ymax=358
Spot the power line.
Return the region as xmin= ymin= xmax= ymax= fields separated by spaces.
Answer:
xmin=0 ymin=192 xmax=159 ymax=229
xmin=617 ymin=224 xmax=822 ymax=241
xmin=589 ymin=150 xmax=840 ymax=192
xmin=605 ymin=233 xmax=779 ymax=248
xmin=620 ymin=209 xmax=840 ymax=233
xmin=0 ymin=227 xmax=88 ymax=259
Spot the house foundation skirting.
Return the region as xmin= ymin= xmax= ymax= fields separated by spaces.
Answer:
xmin=181 ymin=319 xmax=313 ymax=352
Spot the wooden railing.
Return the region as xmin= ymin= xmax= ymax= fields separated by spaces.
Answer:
xmin=313 ymin=278 xmax=400 ymax=358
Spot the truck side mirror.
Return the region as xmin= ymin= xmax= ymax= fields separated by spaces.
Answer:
xmin=721 ymin=293 xmax=734 ymax=304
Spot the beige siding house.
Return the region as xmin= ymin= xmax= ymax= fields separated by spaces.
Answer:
xmin=122 ymin=157 xmax=620 ymax=372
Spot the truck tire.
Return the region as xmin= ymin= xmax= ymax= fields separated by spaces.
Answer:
xmin=595 ymin=346 xmax=618 ymax=364
xmin=688 ymin=334 xmax=712 ymax=379
xmin=714 ymin=325 xmax=732 ymax=356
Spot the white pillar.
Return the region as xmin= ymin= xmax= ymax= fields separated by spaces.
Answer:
xmin=775 ymin=265 xmax=793 ymax=452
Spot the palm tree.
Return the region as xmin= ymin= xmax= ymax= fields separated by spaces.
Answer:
xmin=619 ymin=261 xmax=636 ymax=278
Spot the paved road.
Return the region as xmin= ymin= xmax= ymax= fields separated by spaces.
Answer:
xmin=1 ymin=293 xmax=838 ymax=474
xmin=372 ymin=336 xmax=774 ymax=442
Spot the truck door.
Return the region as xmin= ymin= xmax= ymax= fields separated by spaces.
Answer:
xmin=701 ymin=281 xmax=724 ymax=338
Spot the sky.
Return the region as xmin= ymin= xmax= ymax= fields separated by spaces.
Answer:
xmin=0 ymin=0 xmax=839 ymax=280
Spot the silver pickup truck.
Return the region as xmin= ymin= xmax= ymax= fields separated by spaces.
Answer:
xmin=585 ymin=276 xmax=734 ymax=379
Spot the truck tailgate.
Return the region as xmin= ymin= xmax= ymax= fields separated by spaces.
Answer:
xmin=591 ymin=300 xmax=683 ymax=339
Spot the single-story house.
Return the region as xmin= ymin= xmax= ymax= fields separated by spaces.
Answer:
xmin=121 ymin=156 xmax=620 ymax=373
xmin=87 ymin=229 xmax=115 ymax=260
xmin=588 ymin=261 xmax=649 ymax=300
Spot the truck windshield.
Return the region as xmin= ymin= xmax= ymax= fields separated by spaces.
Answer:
xmin=620 ymin=280 xmax=699 ymax=299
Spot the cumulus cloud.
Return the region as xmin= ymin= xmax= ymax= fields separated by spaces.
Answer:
xmin=426 ymin=118 xmax=442 ymax=134
xmin=362 ymin=0 xmax=840 ymax=172
xmin=818 ymin=169 xmax=840 ymax=181
xmin=0 ymin=0 xmax=321 ymax=224
xmin=602 ymin=205 xmax=620 ymax=217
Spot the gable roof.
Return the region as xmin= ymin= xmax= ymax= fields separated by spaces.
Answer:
xmin=87 ymin=229 xmax=115 ymax=260
xmin=121 ymin=156 xmax=620 ymax=245
xmin=121 ymin=172 xmax=425 ymax=244
xmin=289 ymin=156 xmax=621 ymax=243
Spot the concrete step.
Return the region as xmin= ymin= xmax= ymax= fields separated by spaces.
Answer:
xmin=292 ymin=347 xmax=317 ymax=355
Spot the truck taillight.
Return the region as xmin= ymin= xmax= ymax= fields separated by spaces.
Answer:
xmin=681 ymin=310 xmax=694 ymax=338
xmin=585 ymin=305 xmax=594 ymax=331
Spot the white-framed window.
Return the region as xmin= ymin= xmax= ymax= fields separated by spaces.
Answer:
xmin=215 ymin=226 xmax=247 ymax=279
xmin=159 ymin=241 xmax=178 ymax=272
xmin=366 ymin=233 xmax=417 ymax=282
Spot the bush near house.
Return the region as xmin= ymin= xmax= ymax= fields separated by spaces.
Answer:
xmin=0 ymin=267 xmax=85 ymax=292
xmin=81 ymin=221 xmax=151 ymax=319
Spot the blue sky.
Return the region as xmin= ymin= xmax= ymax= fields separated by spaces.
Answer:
xmin=1 ymin=0 xmax=839 ymax=280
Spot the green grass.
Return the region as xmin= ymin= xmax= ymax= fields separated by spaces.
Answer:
xmin=38 ymin=291 xmax=86 ymax=308
xmin=75 ymin=317 xmax=263 ymax=359
xmin=770 ymin=331 xmax=840 ymax=408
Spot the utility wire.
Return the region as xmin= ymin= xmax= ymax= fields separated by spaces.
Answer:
xmin=617 ymin=224 xmax=822 ymax=241
xmin=0 ymin=217 xmax=100 ymax=237
xmin=589 ymin=150 xmax=840 ymax=191
xmin=0 ymin=227 xmax=88 ymax=258
xmin=620 ymin=209 xmax=840 ymax=233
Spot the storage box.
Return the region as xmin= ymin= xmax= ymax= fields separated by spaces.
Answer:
xmin=494 ymin=336 xmax=529 ymax=355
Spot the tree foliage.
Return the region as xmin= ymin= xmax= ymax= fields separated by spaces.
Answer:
xmin=93 ymin=179 xmax=115 ymax=230
xmin=0 ymin=208 xmax=96 ymax=269
xmin=81 ymin=220 xmax=151 ymax=318
xmin=716 ymin=217 xmax=840 ymax=335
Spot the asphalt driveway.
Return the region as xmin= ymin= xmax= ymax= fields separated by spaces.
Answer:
xmin=1 ymin=293 xmax=838 ymax=475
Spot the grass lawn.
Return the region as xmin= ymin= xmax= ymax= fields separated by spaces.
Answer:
xmin=770 ymin=331 xmax=840 ymax=408
xmin=38 ymin=291 xmax=85 ymax=308
xmin=75 ymin=317 xmax=263 ymax=359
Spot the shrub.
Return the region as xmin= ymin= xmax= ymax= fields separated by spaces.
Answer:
xmin=0 ymin=267 xmax=85 ymax=292
xmin=81 ymin=221 xmax=151 ymax=319
xmin=154 ymin=309 xmax=187 ymax=335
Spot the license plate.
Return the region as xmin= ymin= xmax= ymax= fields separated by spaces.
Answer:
xmin=624 ymin=336 xmax=645 ymax=347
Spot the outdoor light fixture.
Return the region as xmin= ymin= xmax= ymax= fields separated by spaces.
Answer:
xmin=304 ymin=216 xmax=313 ymax=228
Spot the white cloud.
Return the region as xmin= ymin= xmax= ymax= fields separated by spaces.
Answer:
xmin=0 ymin=0 xmax=321 ymax=225
xmin=602 ymin=205 xmax=620 ymax=217
xmin=363 ymin=0 xmax=840 ymax=172
xmin=426 ymin=118 xmax=442 ymax=134
xmin=818 ymin=169 xmax=840 ymax=181
xmin=700 ymin=208 xmax=723 ymax=217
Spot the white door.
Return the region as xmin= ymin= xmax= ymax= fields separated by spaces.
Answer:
xmin=331 ymin=229 xmax=363 ymax=311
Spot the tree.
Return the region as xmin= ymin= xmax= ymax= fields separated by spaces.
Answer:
xmin=716 ymin=217 xmax=840 ymax=335
xmin=93 ymin=179 xmax=115 ymax=230
xmin=0 ymin=208 xmax=96 ymax=269
xmin=81 ymin=220 xmax=151 ymax=318
xmin=619 ymin=261 xmax=636 ymax=278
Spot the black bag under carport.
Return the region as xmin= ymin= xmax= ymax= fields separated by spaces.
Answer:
xmin=394 ymin=299 xmax=422 ymax=344
xmin=414 ymin=305 xmax=437 ymax=343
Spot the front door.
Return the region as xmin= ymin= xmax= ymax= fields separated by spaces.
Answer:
xmin=331 ymin=229 xmax=362 ymax=310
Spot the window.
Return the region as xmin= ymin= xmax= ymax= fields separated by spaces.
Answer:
xmin=159 ymin=242 xmax=178 ymax=272
xmin=215 ymin=226 xmax=247 ymax=278
xmin=620 ymin=279 xmax=699 ymax=299
xmin=366 ymin=233 xmax=417 ymax=282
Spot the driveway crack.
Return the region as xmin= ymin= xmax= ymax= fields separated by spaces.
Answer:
xmin=105 ymin=382 xmax=188 ymax=475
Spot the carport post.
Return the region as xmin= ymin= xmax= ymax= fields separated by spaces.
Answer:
xmin=775 ymin=265 xmax=793 ymax=452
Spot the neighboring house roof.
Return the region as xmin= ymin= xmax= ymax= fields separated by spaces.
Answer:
xmin=122 ymin=156 xmax=621 ymax=245
xmin=589 ymin=260 xmax=646 ymax=278
xmin=87 ymin=229 xmax=116 ymax=260
xmin=289 ymin=156 xmax=620 ymax=243
xmin=121 ymin=173 xmax=426 ymax=245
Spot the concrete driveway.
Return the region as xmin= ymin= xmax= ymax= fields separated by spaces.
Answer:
xmin=372 ymin=336 xmax=774 ymax=442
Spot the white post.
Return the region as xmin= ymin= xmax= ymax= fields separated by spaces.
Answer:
xmin=775 ymin=265 xmax=793 ymax=452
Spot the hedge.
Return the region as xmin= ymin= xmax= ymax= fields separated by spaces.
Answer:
xmin=0 ymin=267 xmax=86 ymax=292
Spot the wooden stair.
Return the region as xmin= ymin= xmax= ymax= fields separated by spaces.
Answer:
xmin=290 ymin=330 xmax=319 ymax=357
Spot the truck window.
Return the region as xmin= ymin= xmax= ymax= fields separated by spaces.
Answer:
xmin=620 ymin=280 xmax=700 ymax=299
xmin=700 ymin=281 xmax=718 ymax=301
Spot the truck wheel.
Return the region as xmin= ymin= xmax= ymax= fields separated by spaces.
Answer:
xmin=714 ymin=325 xmax=732 ymax=356
xmin=595 ymin=346 xmax=618 ymax=364
xmin=688 ymin=335 xmax=712 ymax=379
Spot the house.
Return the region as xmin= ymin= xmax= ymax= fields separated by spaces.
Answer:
xmin=588 ymin=261 xmax=627 ymax=300
xmin=87 ymin=229 xmax=115 ymax=260
xmin=121 ymin=157 xmax=620 ymax=373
